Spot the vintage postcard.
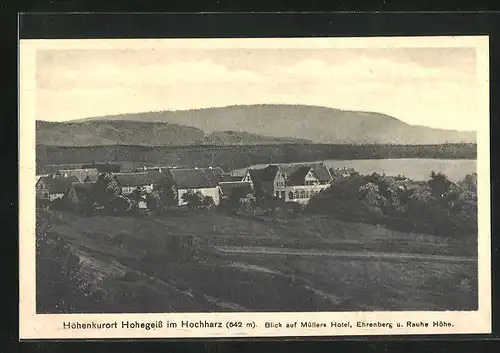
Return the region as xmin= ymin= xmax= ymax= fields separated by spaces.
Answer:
xmin=19 ymin=36 xmax=491 ymax=339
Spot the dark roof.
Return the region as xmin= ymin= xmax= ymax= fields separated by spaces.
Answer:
xmin=145 ymin=169 xmax=169 ymax=184
xmin=310 ymin=163 xmax=333 ymax=182
xmin=71 ymin=182 xmax=96 ymax=196
xmin=202 ymin=168 xmax=225 ymax=185
xmin=84 ymin=175 xmax=99 ymax=182
xmin=223 ymin=174 xmax=243 ymax=182
xmin=247 ymin=169 xmax=266 ymax=184
xmin=38 ymin=175 xmax=80 ymax=194
xmin=114 ymin=173 xmax=157 ymax=187
xmin=167 ymin=168 xmax=220 ymax=189
xmin=219 ymin=181 xmax=253 ymax=196
xmin=286 ymin=166 xmax=313 ymax=185
xmin=246 ymin=163 xmax=333 ymax=186
xmin=260 ymin=165 xmax=280 ymax=182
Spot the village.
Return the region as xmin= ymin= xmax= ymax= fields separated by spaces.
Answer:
xmin=35 ymin=162 xmax=353 ymax=214
xmin=34 ymin=160 xmax=479 ymax=315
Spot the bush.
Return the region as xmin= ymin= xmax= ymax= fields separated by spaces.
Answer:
xmin=201 ymin=196 xmax=216 ymax=210
xmin=307 ymin=170 xmax=478 ymax=238
xmin=236 ymin=194 xmax=257 ymax=216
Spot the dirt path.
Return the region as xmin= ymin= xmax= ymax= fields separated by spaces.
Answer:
xmin=214 ymin=246 xmax=477 ymax=264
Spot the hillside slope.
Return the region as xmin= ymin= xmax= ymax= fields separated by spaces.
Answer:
xmin=36 ymin=120 xmax=206 ymax=146
xmin=36 ymin=120 xmax=313 ymax=146
xmin=69 ymin=104 xmax=476 ymax=145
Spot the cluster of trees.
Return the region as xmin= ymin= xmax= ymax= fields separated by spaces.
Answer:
xmin=307 ymin=171 xmax=478 ymax=238
xmin=58 ymin=173 xmax=218 ymax=215
xmin=57 ymin=173 xmax=179 ymax=215
xmin=180 ymin=191 xmax=216 ymax=211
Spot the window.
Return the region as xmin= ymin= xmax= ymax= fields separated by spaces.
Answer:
xmin=305 ymin=190 xmax=310 ymax=198
xmin=289 ymin=191 xmax=294 ymax=199
xmin=300 ymin=190 xmax=306 ymax=198
xmin=275 ymin=191 xmax=279 ymax=198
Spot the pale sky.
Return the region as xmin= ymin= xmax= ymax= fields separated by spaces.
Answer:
xmin=36 ymin=46 xmax=481 ymax=131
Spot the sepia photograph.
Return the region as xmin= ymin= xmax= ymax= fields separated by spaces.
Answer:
xmin=19 ymin=36 xmax=491 ymax=338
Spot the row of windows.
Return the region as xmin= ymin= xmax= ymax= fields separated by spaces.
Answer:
xmin=276 ymin=181 xmax=325 ymax=187
xmin=289 ymin=189 xmax=321 ymax=199
xmin=275 ymin=189 xmax=322 ymax=199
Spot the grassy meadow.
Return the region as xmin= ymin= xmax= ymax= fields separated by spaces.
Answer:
xmin=36 ymin=209 xmax=478 ymax=313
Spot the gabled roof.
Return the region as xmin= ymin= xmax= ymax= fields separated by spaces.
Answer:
xmin=286 ymin=166 xmax=313 ymax=185
xmin=260 ymin=165 xmax=280 ymax=182
xmin=219 ymin=181 xmax=253 ymax=197
xmin=246 ymin=163 xmax=333 ymax=186
xmin=38 ymin=175 xmax=80 ymax=194
xmin=84 ymin=174 xmax=99 ymax=182
xmin=247 ymin=169 xmax=266 ymax=184
xmin=310 ymin=163 xmax=332 ymax=182
xmin=167 ymin=168 xmax=220 ymax=189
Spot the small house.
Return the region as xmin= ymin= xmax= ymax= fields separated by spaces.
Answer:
xmin=167 ymin=168 xmax=222 ymax=206
xmin=36 ymin=175 xmax=80 ymax=201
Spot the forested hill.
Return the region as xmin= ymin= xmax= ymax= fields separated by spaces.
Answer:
xmin=67 ymin=104 xmax=476 ymax=145
xmin=36 ymin=143 xmax=477 ymax=174
xmin=36 ymin=120 xmax=312 ymax=146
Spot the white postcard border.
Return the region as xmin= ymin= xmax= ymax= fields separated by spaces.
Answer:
xmin=19 ymin=36 xmax=491 ymax=339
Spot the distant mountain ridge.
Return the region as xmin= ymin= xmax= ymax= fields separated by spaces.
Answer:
xmin=39 ymin=104 xmax=476 ymax=146
xmin=36 ymin=120 xmax=312 ymax=146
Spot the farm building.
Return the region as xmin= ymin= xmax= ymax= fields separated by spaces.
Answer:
xmin=166 ymin=168 xmax=222 ymax=206
xmin=113 ymin=172 xmax=161 ymax=195
xmin=36 ymin=175 xmax=79 ymax=201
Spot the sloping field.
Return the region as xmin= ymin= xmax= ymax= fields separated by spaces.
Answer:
xmin=37 ymin=210 xmax=478 ymax=313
